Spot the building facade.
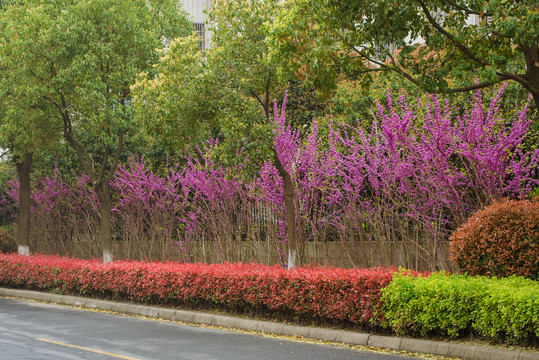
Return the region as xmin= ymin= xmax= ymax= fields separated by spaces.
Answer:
xmin=180 ymin=0 xmax=214 ymax=49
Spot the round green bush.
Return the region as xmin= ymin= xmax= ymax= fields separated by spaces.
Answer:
xmin=449 ymin=198 xmax=539 ymax=279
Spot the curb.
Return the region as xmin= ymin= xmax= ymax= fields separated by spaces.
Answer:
xmin=1 ymin=288 xmax=537 ymax=360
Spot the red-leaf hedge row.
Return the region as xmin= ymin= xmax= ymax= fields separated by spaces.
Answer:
xmin=0 ymin=253 xmax=410 ymax=325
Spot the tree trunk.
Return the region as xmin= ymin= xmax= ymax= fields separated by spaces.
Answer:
xmin=15 ymin=152 xmax=33 ymax=256
xmin=254 ymin=73 xmax=297 ymax=267
xmin=59 ymin=96 xmax=124 ymax=263
xmin=273 ymin=152 xmax=297 ymax=269
xmin=523 ymin=43 xmax=539 ymax=112
xmin=95 ymin=183 xmax=113 ymax=263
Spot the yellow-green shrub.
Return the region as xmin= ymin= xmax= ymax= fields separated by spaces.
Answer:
xmin=379 ymin=272 xmax=539 ymax=343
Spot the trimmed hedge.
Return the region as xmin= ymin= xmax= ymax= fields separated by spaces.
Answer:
xmin=1 ymin=253 xmax=537 ymax=344
xmin=0 ymin=253 xmax=400 ymax=325
xmin=449 ymin=198 xmax=539 ymax=279
xmin=380 ymin=272 xmax=539 ymax=342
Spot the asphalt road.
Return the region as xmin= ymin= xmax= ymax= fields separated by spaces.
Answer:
xmin=0 ymin=298 xmax=424 ymax=360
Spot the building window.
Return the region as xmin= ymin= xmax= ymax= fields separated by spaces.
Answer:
xmin=193 ymin=23 xmax=205 ymax=50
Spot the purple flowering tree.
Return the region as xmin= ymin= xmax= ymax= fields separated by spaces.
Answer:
xmin=5 ymin=87 xmax=537 ymax=269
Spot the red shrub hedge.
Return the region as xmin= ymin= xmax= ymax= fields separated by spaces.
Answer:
xmin=0 ymin=253 xmax=409 ymax=325
xmin=449 ymin=198 xmax=539 ymax=279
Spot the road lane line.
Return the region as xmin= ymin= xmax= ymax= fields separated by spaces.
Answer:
xmin=35 ymin=338 xmax=141 ymax=360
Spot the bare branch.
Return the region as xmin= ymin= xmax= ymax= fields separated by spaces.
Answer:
xmin=350 ymin=67 xmax=391 ymax=75
xmin=444 ymin=79 xmax=503 ymax=93
xmin=0 ymin=148 xmax=10 ymax=158
xmin=338 ymin=31 xmax=423 ymax=87
xmin=350 ymin=47 xmax=386 ymax=68
xmin=386 ymin=52 xmax=421 ymax=87
xmin=264 ymin=71 xmax=271 ymax=118
xmin=496 ymin=72 xmax=532 ymax=92
xmin=487 ymin=29 xmax=515 ymax=39
xmin=29 ymin=69 xmax=46 ymax=82
xmin=105 ymin=129 xmax=124 ymax=183
xmin=44 ymin=95 xmax=63 ymax=116
xmin=51 ymin=93 xmax=97 ymax=184
xmin=445 ymin=1 xmax=493 ymax=17
xmin=249 ymin=88 xmax=267 ymax=116
xmin=96 ymin=149 xmax=110 ymax=187
xmin=417 ymin=0 xmax=488 ymax=67
xmin=442 ymin=72 xmax=529 ymax=94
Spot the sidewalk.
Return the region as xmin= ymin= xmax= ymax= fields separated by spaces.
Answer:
xmin=1 ymin=287 xmax=537 ymax=360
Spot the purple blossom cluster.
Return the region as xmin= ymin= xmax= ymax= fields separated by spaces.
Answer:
xmin=5 ymin=88 xmax=538 ymax=268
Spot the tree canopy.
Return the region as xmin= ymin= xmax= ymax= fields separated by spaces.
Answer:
xmin=132 ymin=0 xmax=290 ymax=167
xmin=0 ymin=0 xmax=191 ymax=261
xmin=270 ymin=0 xmax=539 ymax=109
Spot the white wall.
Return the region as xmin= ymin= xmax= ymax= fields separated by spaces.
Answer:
xmin=180 ymin=0 xmax=214 ymax=48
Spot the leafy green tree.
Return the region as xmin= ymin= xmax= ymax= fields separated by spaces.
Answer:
xmin=0 ymin=4 xmax=61 ymax=255
xmin=271 ymin=0 xmax=539 ymax=110
xmin=132 ymin=34 xmax=278 ymax=172
xmin=132 ymin=35 xmax=243 ymax=158
xmin=2 ymin=0 xmax=190 ymax=262
xmin=208 ymin=0 xmax=287 ymax=116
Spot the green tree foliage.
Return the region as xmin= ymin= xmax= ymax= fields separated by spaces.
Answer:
xmin=133 ymin=0 xmax=290 ymax=168
xmin=208 ymin=0 xmax=302 ymax=268
xmin=209 ymin=0 xmax=284 ymax=117
xmin=271 ymin=0 xmax=539 ymax=110
xmin=1 ymin=0 xmax=190 ymax=262
xmin=0 ymin=3 xmax=62 ymax=254
xmin=0 ymin=160 xmax=15 ymax=227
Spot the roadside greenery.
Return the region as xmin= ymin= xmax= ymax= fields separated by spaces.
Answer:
xmin=0 ymin=0 xmax=538 ymax=347
xmin=4 ymin=88 xmax=538 ymax=270
xmin=380 ymin=272 xmax=539 ymax=343
xmin=1 ymin=252 xmax=537 ymax=345
xmin=450 ymin=198 xmax=539 ymax=280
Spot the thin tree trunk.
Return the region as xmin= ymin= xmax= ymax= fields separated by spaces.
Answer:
xmin=15 ymin=152 xmax=33 ymax=256
xmin=96 ymin=184 xmax=113 ymax=263
xmin=55 ymin=94 xmax=124 ymax=263
xmin=273 ymin=151 xmax=297 ymax=269
xmin=252 ymin=72 xmax=297 ymax=268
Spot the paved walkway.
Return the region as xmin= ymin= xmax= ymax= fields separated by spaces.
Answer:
xmin=1 ymin=288 xmax=537 ymax=360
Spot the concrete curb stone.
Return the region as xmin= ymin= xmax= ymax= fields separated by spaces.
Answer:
xmin=85 ymin=298 xmax=113 ymax=311
xmin=122 ymin=303 xmax=144 ymax=316
xmin=190 ymin=311 xmax=215 ymax=325
xmin=281 ymin=324 xmax=310 ymax=337
xmin=308 ymin=327 xmax=339 ymax=342
xmin=256 ymin=320 xmax=284 ymax=334
xmin=212 ymin=314 xmax=258 ymax=331
xmin=400 ymin=338 xmax=438 ymax=355
xmin=172 ymin=309 xmax=196 ymax=323
xmin=439 ymin=342 xmax=478 ymax=359
xmin=1 ymin=287 xmax=538 ymax=360
xmin=110 ymin=301 xmax=131 ymax=314
xmin=474 ymin=347 xmax=520 ymax=360
xmin=157 ymin=308 xmax=175 ymax=320
xmin=334 ymin=331 xmax=370 ymax=346
xmin=368 ymin=335 xmax=402 ymax=351
xmin=70 ymin=295 xmax=88 ymax=307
